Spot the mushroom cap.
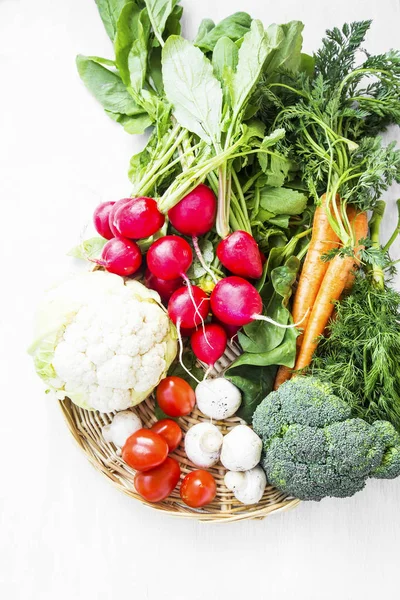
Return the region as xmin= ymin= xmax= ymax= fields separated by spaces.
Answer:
xmin=184 ymin=422 xmax=223 ymax=468
xmin=224 ymin=466 xmax=267 ymax=505
xmin=220 ymin=425 xmax=262 ymax=471
xmin=195 ymin=377 xmax=242 ymax=419
xmin=102 ymin=411 xmax=142 ymax=447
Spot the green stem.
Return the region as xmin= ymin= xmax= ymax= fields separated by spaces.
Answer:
xmin=369 ymin=200 xmax=386 ymax=289
xmin=383 ymin=199 xmax=400 ymax=253
xmin=231 ymin=170 xmax=251 ymax=233
xmin=297 ymin=241 xmax=310 ymax=261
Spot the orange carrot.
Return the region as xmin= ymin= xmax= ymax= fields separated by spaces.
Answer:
xmin=274 ymin=194 xmax=340 ymax=388
xmin=292 ymin=194 xmax=340 ymax=331
xmin=273 ymin=365 xmax=293 ymax=390
xmin=294 ymin=210 xmax=368 ymax=371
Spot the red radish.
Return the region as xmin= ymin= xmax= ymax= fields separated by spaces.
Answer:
xmin=93 ymin=201 xmax=115 ymax=240
xmin=168 ymin=184 xmax=216 ymax=236
xmin=210 ymin=276 xmax=291 ymax=329
xmin=217 ymin=231 xmax=263 ymax=279
xmin=212 ymin=316 xmax=241 ymax=340
xmin=168 ymin=286 xmax=209 ymax=329
xmin=145 ymin=269 xmax=183 ymax=303
xmin=168 ymin=285 xmax=210 ymax=385
xmin=112 ymin=197 xmax=165 ymax=239
xmin=147 ymin=236 xmax=193 ymax=281
xmin=190 ymin=324 xmax=227 ymax=366
xmin=98 ymin=237 xmax=142 ymax=277
xmin=168 ymin=185 xmax=217 ymax=283
xmin=109 ymin=198 xmax=131 ymax=238
xmin=259 ymin=250 xmax=267 ymax=265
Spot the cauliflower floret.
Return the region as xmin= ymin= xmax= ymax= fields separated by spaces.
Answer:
xmin=30 ymin=271 xmax=178 ymax=412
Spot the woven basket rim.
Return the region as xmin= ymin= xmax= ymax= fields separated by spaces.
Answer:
xmin=58 ymin=341 xmax=300 ymax=523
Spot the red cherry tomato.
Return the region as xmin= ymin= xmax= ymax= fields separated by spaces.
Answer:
xmin=151 ymin=419 xmax=183 ymax=453
xmin=180 ymin=470 xmax=217 ymax=508
xmin=122 ymin=429 xmax=168 ymax=472
xmin=156 ymin=376 xmax=196 ymax=417
xmin=134 ymin=457 xmax=181 ymax=502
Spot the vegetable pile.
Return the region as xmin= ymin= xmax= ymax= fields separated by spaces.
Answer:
xmin=30 ymin=1 xmax=400 ymax=508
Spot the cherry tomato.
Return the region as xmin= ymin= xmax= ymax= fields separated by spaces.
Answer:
xmin=134 ymin=457 xmax=181 ymax=502
xmin=156 ymin=376 xmax=196 ymax=417
xmin=122 ymin=429 xmax=168 ymax=472
xmin=180 ymin=470 xmax=217 ymax=508
xmin=151 ymin=419 xmax=183 ymax=453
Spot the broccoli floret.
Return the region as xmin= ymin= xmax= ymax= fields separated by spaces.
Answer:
xmin=253 ymin=377 xmax=400 ymax=501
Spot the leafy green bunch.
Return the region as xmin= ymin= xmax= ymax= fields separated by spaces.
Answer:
xmin=77 ymin=1 xmax=309 ymax=238
xmin=259 ymin=20 xmax=400 ymax=248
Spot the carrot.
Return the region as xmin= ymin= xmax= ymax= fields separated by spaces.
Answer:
xmin=292 ymin=194 xmax=340 ymax=331
xmin=273 ymin=365 xmax=292 ymax=390
xmin=274 ymin=194 xmax=340 ymax=388
xmin=294 ymin=210 xmax=368 ymax=371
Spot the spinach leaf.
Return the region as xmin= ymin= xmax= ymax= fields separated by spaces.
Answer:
xmin=114 ymin=2 xmax=143 ymax=87
xmin=76 ymin=55 xmax=148 ymax=128
xmin=239 ymin=257 xmax=299 ymax=353
xmin=144 ymin=0 xmax=180 ymax=45
xmin=225 ymin=364 xmax=276 ymax=423
xmin=162 ymin=36 xmax=223 ymax=145
xmin=260 ymin=186 xmax=308 ymax=215
xmin=233 ymin=325 xmax=298 ymax=367
xmin=106 ymin=110 xmax=152 ymax=133
xmin=195 ymin=12 xmax=252 ymax=52
xmin=95 ymin=0 xmax=129 ymax=41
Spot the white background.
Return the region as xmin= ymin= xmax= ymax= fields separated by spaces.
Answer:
xmin=1 ymin=0 xmax=400 ymax=598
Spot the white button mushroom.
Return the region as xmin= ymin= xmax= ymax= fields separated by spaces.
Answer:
xmin=220 ymin=425 xmax=262 ymax=471
xmin=184 ymin=422 xmax=223 ymax=468
xmin=102 ymin=411 xmax=142 ymax=448
xmin=195 ymin=377 xmax=242 ymax=420
xmin=224 ymin=466 xmax=267 ymax=505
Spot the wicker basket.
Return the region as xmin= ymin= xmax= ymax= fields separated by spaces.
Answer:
xmin=59 ymin=341 xmax=300 ymax=522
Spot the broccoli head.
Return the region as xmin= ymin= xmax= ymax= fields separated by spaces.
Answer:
xmin=253 ymin=377 xmax=400 ymax=501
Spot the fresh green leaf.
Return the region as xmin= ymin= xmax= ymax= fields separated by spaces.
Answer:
xmin=187 ymin=240 xmax=214 ymax=280
xmin=260 ymin=186 xmax=308 ymax=215
xmin=195 ymin=12 xmax=252 ymax=52
xmin=225 ymin=364 xmax=276 ymax=423
xmin=259 ymin=152 xmax=292 ymax=186
xmin=68 ymin=237 xmax=107 ymax=260
xmin=263 ymin=21 xmax=304 ymax=78
xmin=212 ymin=36 xmax=238 ymax=105
xmin=194 ymin=18 xmax=215 ymax=46
xmin=231 ymin=21 xmax=283 ymax=120
xmin=233 ymin=326 xmax=298 ymax=367
xmin=106 ymin=110 xmax=152 ymax=133
xmin=128 ymin=11 xmax=151 ymax=92
xmin=239 ymin=257 xmax=299 ymax=353
xmin=144 ymin=0 xmax=180 ymax=45
xmin=95 ymin=0 xmax=129 ymax=41
xmin=300 ymin=52 xmax=315 ymax=77
xmin=267 ymin=214 xmax=290 ymax=228
xmin=114 ymin=2 xmax=142 ymax=87
xmin=76 ymin=55 xmax=145 ymax=117
xmin=162 ymin=36 xmax=223 ymax=145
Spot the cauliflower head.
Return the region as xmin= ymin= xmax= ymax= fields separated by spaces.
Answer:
xmin=29 ymin=271 xmax=177 ymax=412
xmin=253 ymin=377 xmax=400 ymax=501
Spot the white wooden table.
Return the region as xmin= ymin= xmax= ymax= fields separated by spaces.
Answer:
xmin=1 ymin=0 xmax=399 ymax=598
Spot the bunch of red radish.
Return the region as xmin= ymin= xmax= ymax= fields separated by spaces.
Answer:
xmin=93 ymin=183 xmax=269 ymax=369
